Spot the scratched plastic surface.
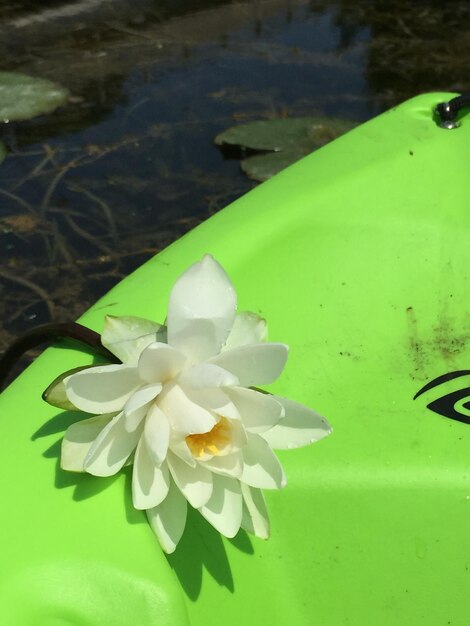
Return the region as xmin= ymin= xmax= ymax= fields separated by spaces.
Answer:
xmin=1 ymin=93 xmax=470 ymax=625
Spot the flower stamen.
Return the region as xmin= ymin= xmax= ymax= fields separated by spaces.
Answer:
xmin=186 ymin=417 xmax=231 ymax=458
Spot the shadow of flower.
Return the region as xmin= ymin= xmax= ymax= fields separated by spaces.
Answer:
xmin=32 ymin=410 xmax=144 ymax=526
xmin=228 ymin=529 xmax=255 ymax=555
xmin=167 ymin=507 xmax=234 ymax=599
xmin=167 ymin=507 xmax=255 ymax=600
xmin=33 ymin=411 xmax=256 ymax=593
xmin=32 ymin=408 xmax=83 ymax=440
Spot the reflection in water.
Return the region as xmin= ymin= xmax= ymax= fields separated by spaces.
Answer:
xmin=311 ymin=0 xmax=470 ymax=106
xmin=0 ymin=0 xmax=466 ymax=368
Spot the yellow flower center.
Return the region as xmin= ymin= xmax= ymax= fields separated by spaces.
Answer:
xmin=185 ymin=417 xmax=231 ymax=458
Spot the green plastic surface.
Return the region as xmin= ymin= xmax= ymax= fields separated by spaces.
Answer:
xmin=1 ymin=93 xmax=470 ymax=625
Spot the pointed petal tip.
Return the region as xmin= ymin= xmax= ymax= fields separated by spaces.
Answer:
xmin=261 ymin=397 xmax=332 ymax=449
xmin=201 ymin=252 xmax=216 ymax=263
xmin=161 ymin=543 xmax=177 ymax=555
xmin=220 ymin=526 xmax=239 ymax=539
xmin=59 ymin=458 xmax=85 ymax=473
xmin=167 ymin=254 xmax=236 ymax=362
xmin=249 ymin=525 xmax=270 ymax=540
xmin=240 ymin=483 xmax=270 ymax=539
xmin=146 ymin=483 xmax=187 ymax=553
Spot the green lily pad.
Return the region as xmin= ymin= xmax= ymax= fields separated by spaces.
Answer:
xmin=241 ymin=149 xmax=308 ymax=182
xmin=215 ymin=116 xmax=357 ymax=181
xmin=0 ymin=72 xmax=69 ymax=122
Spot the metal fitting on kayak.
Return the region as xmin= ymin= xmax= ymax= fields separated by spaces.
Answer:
xmin=435 ymin=93 xmax=470 ymax=129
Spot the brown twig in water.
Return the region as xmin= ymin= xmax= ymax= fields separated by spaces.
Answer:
xmin=0 ymin=268 xmax=55 ymax=319
xmin=48 ymin=219 xmax=78 ymax=269
xmin=47 ymin=206 xmax=105 ymax=233
xmin=64 ymin=213 xmax=115 ymax=256
xmin=8 ymin=297 xmax=42 ymax=324
xmin=29 ymin=247 xmax=159 ymax=275
xmin=67 ymin=182 xmax=119 ymax=245
xmin=12 ymin=144 xmax=59 ymax=191
xmin=0 ymin=187 xmax=36 ymax=214
xmin=39 ymin=162 xmax=76 ymax=217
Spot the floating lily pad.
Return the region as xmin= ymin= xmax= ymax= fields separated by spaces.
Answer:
xmin=215 ymin=116 xmax=357 ymax=181
xmin=0 ymin=72 xmax=69 ymax=122
xmin=241 ymin=150 xmax=307 ymax=181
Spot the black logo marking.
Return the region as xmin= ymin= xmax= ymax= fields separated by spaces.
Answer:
xmin=414 ymin=370 xmax=470 ymax=424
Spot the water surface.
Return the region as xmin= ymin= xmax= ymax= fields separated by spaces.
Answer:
xmin=0 ymin=0 xmax=468 ymax=370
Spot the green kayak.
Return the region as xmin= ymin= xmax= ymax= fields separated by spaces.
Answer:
xmin=1 ymin=92 xmax=469 ymax=625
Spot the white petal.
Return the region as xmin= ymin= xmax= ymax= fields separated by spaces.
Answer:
xmin=182 ymin=386 xmax=240 ymax=421
xmin=124 ymin=383 xmax=163 ymax=414
xmin=167 ymin=451 xmax=213 ymax=508
xmin=225 ymin=386 xmax=284 ymax=433
xmin=241 ymin=432 xmax=286 ymax=489
xmin=101 ymin=315 xmax=166 ymax=365
xmin=132 ymin=438 xmax=170 ymax=510
xmin=167 ymin=254 xmax=237 ymax=362
xmin=61 ymin=414 xmax=115 ymax=472
xmin=203 ymin=451 xmax=243 ymax=479
xmin=157 ymin=383 xmax=217 ymax=434
xmin=223 ymin=311 xmax=267 ymax=351
xmin=169 ymin=437 xmax=197 ymax=468
xmin=199 ymin=474 xmax=242 ymax=538
xmin=209 ymin=343 xmax=288 ymax=387
xmin=146 ymin=480 xmax=187 ymax=554
xmin=228 ymin=418 xmax=248 ymax=450
xmin=65 ymin=364 xmax=142 ymax=414
xmin=144 ymin=404 xmax=170 ymax=466
xmin=240 ymin=483 xmax=270 ymax=539
xmin=260 ymin=396 xmax=332 ymax=449
xmin=83 ymin=412 xmax=143 ymax=476
xmin=178 ymin=363 xmax=239 ymax=389
xmin=138 ymin=342 xmax=187 ymax=383
xmin=123 ymin=382 xmax=162 ymax=431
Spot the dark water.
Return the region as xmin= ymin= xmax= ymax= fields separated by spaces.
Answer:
xmin=0 ymin=0 xmax=469 ymax=368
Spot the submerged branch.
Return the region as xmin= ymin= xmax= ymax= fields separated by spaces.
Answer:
xmin=0 ymin=268 xmax=55 ymax=319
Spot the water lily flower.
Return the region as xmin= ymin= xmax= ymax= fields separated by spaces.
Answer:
xmin=44 ymin=255 xmax=331 ymax=553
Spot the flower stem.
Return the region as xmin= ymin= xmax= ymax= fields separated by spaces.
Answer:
xmin=0 ymin=322 xmax=120 ymax=392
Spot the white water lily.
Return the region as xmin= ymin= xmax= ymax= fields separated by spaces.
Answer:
xmin=45 ymin=255 xmax=331 ymax=553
